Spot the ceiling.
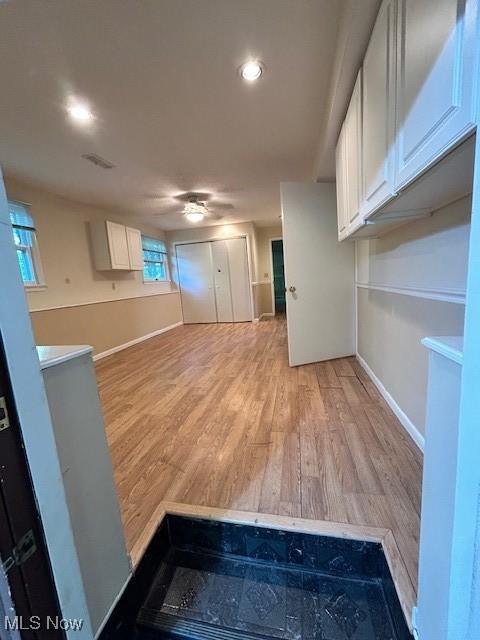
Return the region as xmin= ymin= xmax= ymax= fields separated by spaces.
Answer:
xmin=0 ymin=0 xmax=351 ymax=230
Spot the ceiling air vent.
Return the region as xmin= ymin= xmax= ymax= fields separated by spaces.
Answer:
xmin=82 ymin=153 xmax=115 ymax=169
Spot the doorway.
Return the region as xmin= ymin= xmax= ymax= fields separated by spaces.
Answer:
xmin=270 ymin=238 xmax=286 ymax=314
xmin=0 ymin=337 xmax=63 ymax=640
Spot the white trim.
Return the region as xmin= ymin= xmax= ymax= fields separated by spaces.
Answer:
xmin=356 ymin=281 xmax=466 ymax=304
xmin=37 ymin=345 xmax=93 ymax=370
xmin=421 ymin=336 xmax=464 ymax=366
xmin=94 ymin=572 xmax=132 ymax=639
xmin=93 ymin=321 xmax=183 ymax=361
xmin=252 ymin=280 xmax=272 ymax=285
xmin=253 ymin=313 xmax=275 ymax=323
xmin=356 ymin=353 xmax=425 ymax=452
xmin=29 ymin=288 xmax=180 ymax=313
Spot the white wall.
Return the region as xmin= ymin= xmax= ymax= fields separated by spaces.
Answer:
xmin=356 ymin=196 xmax=470 ymax=441
xmin=5 ymin=175 xmax=175 ymax=311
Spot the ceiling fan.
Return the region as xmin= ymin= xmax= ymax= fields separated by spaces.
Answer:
xmin=153 ymin=192 xmax=234 ymax=223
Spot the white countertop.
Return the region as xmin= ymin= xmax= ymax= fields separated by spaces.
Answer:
xmin=37 ymin=345 xmax=93 ymax=370
xmin=422 ymin=336 xmax=464 ymax=365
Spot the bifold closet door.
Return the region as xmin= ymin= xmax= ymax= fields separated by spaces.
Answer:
xmin=176 ymin=242 xmax=217 ymax=323
xmin=211 ymin=240 xmax=234 ymax=322
xmin=226 ymin=238 xmax=252 ymax=322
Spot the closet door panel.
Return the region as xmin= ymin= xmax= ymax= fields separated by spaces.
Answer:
xmin=226 ymin=238 xmax=252 ymax=322
xmin=212 ymin=240 xmax=233 ymax=322
xmin=176 ymin=242 xmax=217 ymax=324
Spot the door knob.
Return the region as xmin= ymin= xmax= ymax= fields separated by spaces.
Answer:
xmin=288 ymin=286 xmax=296 ymax=293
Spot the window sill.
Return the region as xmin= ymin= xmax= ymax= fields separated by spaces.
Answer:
xmin=143 ymin=279 xmax=171 ymax=285
xmin=25 ymin=284 xmax=47 ymax=292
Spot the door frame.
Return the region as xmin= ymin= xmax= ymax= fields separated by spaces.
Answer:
xmin=173 ymin=234 xmax=254 ymax=322
xmin=0 ymin=170 xmax=92 ymax=638
xmin=269 ymin=236 xmax=283 ymax=317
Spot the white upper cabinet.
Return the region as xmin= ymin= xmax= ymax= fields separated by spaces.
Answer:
xmin=336 ymin=71 xmax=363 ymax=240
xmin=106 ymin=221 xmax=130 ymax=269
xmin=360 ymin=0 xmax=397 ymax=218
xmin=345 ymin=71 xmax=363 ymax=229
xmin=125 ymin=226 xmax=143 ymax=271
xmin=90 ymin=220 xmax=144 ymax=271
xmin=335 ymin=122 xmax=348 ymax=240
xmin=394 ymin=0 xmax=478 ymax=189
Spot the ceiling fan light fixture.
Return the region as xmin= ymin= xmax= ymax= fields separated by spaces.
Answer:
xmin=183 ymin=201 xmax=206 ymax=223
xmin=185 ymin=211 xmax=204 ymax=223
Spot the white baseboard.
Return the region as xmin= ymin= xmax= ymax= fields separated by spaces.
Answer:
xmin=93 ymin=321 xmax=183 ymax=361
xmin=356 ymin=353 xmax=425 ymax=452
xmin=254 ymin=313 xmax=274 ymax=322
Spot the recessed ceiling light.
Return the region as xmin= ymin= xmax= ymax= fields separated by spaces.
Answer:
xmin=240 ymin=60 xmax=263 ymax=81
xmin=67 ymin=101 xmax=94 ymax=123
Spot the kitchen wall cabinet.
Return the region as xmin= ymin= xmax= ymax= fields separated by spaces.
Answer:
xmin=90 ymin=220 xmax=143 ymax=271
xmin=126 ymin=226 xmax=144 ymax=270
xmin=335 ymin=122 xmax=348 ymax=240
xmin=336 ymin=71 xmax=363 ymax=240
xmin=395 ymin=0 xmax=478 ymax=190
xmin=336 ymin=0 xmax=479 ymax=240
xmin=345 ymin=71 xmax=363 ymax=229
xmin=360 ymin=0 xmax=397 ymax=219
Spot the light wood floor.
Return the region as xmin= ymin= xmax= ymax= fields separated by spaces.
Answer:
xmin=96 ymin=316 xmax=422 ymax=592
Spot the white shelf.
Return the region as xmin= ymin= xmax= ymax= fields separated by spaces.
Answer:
xmin=421 ymin=336 xmax=464 ymax=366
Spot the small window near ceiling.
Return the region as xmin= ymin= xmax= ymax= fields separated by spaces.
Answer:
xmin=9 ymin=200 xmax=45 ymax=287
xmin=142 ymin=236 xmax=169 ymax=282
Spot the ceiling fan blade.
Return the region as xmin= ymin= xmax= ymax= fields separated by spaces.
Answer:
xmin=153 ymin=206 xmax=181 ymax=216
xmin=212 ymin=202 xmax=234 ymax=210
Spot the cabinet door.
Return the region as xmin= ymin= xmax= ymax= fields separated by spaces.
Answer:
xmin=361 ymin=0 xmax=397 ymax=218
xmin=395 ymin=0 xmax=478 ymax=189
xmin=335 ymin=122 xmax=348 ymax=240
xmin=126 ymin=227 xmax=143 ymax=271
xmin=106 ymin=221 xmax=130 ymax=270
xmin=211 ymin=240 xmax=233 ymax=322
xmin=226 ymin=237 xmax=252 ymax=322
xmin=345 ymin=71 xmax=363 ymax=228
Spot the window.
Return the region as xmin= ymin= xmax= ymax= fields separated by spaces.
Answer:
xmin=9 ymin=200 xmax=44 ymax=287
xmin=142 ymin=236 xmax=169 ymax=282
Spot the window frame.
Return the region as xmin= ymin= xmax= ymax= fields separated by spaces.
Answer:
xmin=9 ymin=200 xmax=46 ymax=290
xmin=141 ymin=235 xmax=169 ymax=283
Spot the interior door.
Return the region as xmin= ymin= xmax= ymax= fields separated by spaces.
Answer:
xmin=211 ymin=240 xmax=233 ymax=322
xmin=176 ymin=242 xmax=217 ymax=323
xmin=281 ymin=182 xmax=355 ymax=366
xmin=0 ymin=338 xmax=63 ymax=639
xmin=225 ymin=238 xmax=252 ymax=322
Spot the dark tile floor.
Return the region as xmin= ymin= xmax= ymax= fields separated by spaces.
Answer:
xmin=139 ymin=549 xmax=398 ymax=639
xmin=101 ymin=516 xmax=412 ymax=640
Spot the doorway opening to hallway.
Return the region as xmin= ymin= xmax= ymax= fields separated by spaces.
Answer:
xmin=270 ymin=238 xmax=286 ymax=315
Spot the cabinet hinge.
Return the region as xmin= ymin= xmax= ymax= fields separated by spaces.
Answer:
xmin=2 ymin=530 xmax=37 ymax=574
xmin=0 ymin=397 xmax=11 ymax=432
